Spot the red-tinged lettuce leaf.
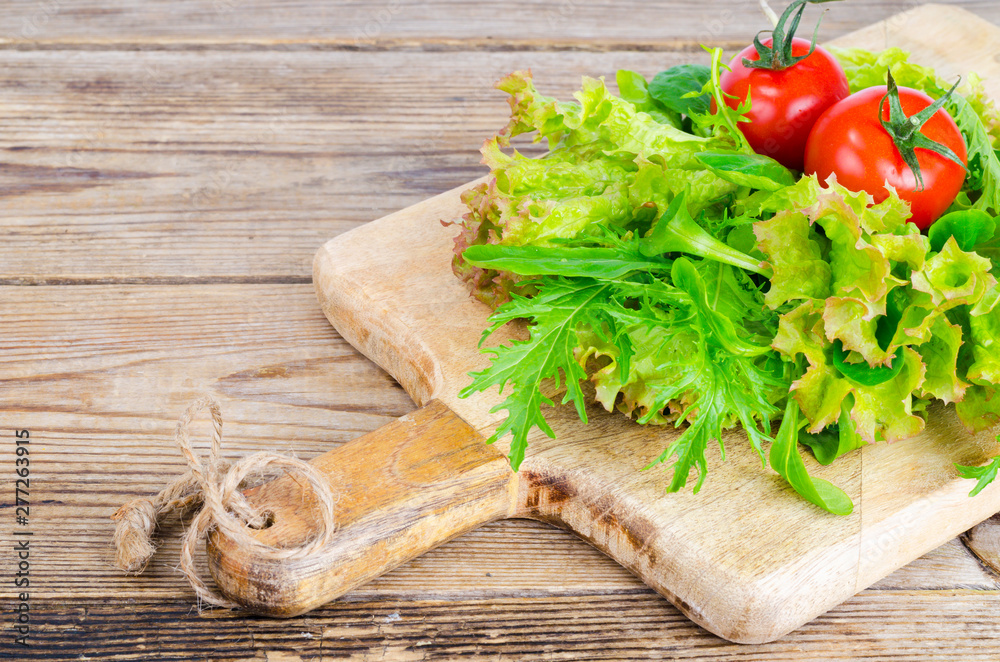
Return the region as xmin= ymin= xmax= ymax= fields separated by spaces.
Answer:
xmin=889 ymin=296 xmax=943 ymax=347
xmin=823 ymin=297 xmax=893 ymax=366
xmin=808 ymin=184 xmax=902 ymax=310
xmin=957 ymin=384 xmax=1000 ymax=432
xmin=454 ymin=70 xmax=746 ymax=305
xmin=848 ymin=347 xmax=927 ymax=443
xmin=496 ymin=70 xmax=577 ymax=147
xmin=772 ymin=302 xmax=852 ymax=431
xmin=772 ymin=301 xmax=927 ymax=441
xmin=868 ymin=227 xmax=929 ymax=271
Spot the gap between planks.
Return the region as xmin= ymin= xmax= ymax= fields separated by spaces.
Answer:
xmin=0 ymin=37 xmax=752 ymax=53
xmin=0 ymin=275 xmax=313 ymax=286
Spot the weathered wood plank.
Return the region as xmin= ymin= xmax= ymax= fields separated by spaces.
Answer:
xmin=0 ymin=284 xmax=995 ymax=613
xmin=4 ymin=25 xmax=998 ymax=282
xmin=966 ymin=513 xmax=1000 ymax=576
xmin=0 ymin=49 xmax=694 ymax=281
xmin=0 ymin=1 xmax=995 ymax=49
xmin=2 ymin=2 xmax=1000 ymax=655
xmin=12 ymin=592 xmax=1000 ymax=660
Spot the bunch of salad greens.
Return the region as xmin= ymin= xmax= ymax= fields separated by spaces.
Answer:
xmin=450 ymin=46 xmax=1000 ymax=515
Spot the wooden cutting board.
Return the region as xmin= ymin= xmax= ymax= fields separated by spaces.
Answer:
xmin=205 ymin=4 xmax=1000 ymax=644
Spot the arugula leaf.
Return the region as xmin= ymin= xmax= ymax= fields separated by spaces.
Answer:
xmin=670 ymin=258 xmax=771 ymax=358
xmin=455 ymin=54 xmax=1000 ymax=510
xmin=462 ymin=244 xmax=671 ymax=279
xmin=799 ymin=397 xmax=867 ymax=466
xmin=461 ymin=264 xmax=785 ymax=490
xmin=460 ymin=278 xmax=625 ymax=469
xmin=956 ymin=452 xmax=1000 ymax=497
xmin=640 ymin=190 xmax=768 ymax=275
xmin=770 ymin=397 xmax=854 ymax=515
xmin=691 ymin=46 xmax=753 ymax=152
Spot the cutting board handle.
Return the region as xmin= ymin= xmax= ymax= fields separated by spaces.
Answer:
xmin=206 ymin=400 xmax=516 ymax=616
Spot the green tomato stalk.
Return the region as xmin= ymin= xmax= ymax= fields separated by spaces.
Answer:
xmin=879 ymin=69 xmax=968 ymax=191
xmin=743 ymin=0 xmax=843 ymax=71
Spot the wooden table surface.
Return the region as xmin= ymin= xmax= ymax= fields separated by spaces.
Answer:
xmin=5 ymin=1 xmax=1000 ymax=659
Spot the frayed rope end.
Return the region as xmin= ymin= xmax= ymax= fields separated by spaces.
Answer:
xmin=111 ymin=498 xmax=158 ymax=574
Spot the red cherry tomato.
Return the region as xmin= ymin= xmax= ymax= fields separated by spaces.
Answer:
xmin=718 ymin=37 xmax=849 ymax=171
xmin=804 ymin=85 xmax=968 ymax=230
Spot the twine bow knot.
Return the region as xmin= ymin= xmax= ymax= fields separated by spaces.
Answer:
xmin=112 ymin=396 xmax=337 ymax=608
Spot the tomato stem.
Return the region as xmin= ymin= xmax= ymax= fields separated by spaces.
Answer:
xmin=758 ymin=0 xmax=779 ymax=28
xmin=743 ymin=0 xmax=841 ymax=72
xmin=879 ymin=70 xmax=968 ymax=192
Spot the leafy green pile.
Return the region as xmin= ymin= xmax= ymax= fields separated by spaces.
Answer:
xmin=451 ymin=47 xmax=1000 ymax=513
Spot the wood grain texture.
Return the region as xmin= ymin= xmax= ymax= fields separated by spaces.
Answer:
xmin=208 ymin=400 xmax=516 ymax=616
xmin=2 ymin=282 xmax=997 ymax=656
xmin=0 ymin=1 xmax=995 ymax=48
xmin=3 ymin=0 xmax=1000 ymax=658
xmin=306 ymin=4 xmax=1000 ymax=645
xmin=0 ymin=5 xmax=996 ymax=282
xmin=10 ymin=592 xmax=1000 ymax=661
xmin=0 ymin=49 xmax=706 ymax=281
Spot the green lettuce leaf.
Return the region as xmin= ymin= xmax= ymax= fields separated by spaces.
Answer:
xmin=615 ymin=69 xmax=683 ymax=128
xmin=771 ymin=398 xmax=854 ymax=516
xmin=453 ymin=70 xmax=743 ymax=304
xmin=799 ymin=397 xmax=867 ymax=466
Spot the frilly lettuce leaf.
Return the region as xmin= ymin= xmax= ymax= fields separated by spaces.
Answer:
xmin=772 ymin=301 xmax=927 ymax=442
xmin=754 ymin=178 xmax=999 ymax=441
xmin=967 ymin=304 xmax=1000 ymax=386
xmin=917 ymin=316 xmax=969 ymax=404
xmin=456 ymin=51 xmax=1000 ymax=511
xmin=753 ymin=209 xmax=831 ymax=307
xmin=911 ymin=236 xmax=997 ymax=309
xmin=453 ymin=70 xmax=740 ymax=304
xmin=832 ymin=46 xmax=949 ymax=96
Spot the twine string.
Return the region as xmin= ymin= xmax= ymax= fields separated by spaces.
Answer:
xmin=111 ymin=396 xmax=337 ymax=608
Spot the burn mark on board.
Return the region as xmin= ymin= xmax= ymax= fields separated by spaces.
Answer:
xmin=520 ymin=469 xmax=576 ymax=512
xmin=520 ymin=468 xmax=661 ymax=570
